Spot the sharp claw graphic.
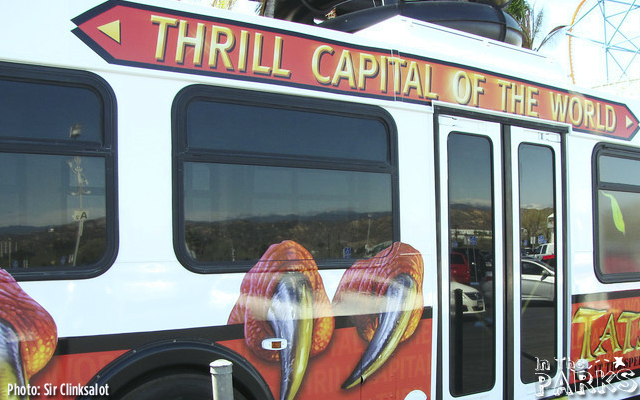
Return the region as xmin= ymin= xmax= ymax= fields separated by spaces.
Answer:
xmin=333 ymin=242 xmax=424 ymax=389
xmin=268 ymin=273 xmax=314 ymax=400
xmin=0 ymin=269 xmax=57 ymax=400
xmin=0 ymin=323 xmax=27 ymax=400
xmin=228 ymin=241 xmax=334 ymax=400
xmin=341 ymin=274 xmax=417 ymax=389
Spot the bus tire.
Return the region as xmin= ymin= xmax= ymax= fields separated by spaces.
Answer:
xmin=78 ymin=340 xmax=272 ymax=400
xmin=117 ymin=372 xmax=248 ymax=400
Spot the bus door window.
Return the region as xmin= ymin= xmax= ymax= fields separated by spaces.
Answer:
xmin=447 ymin=132 xmax=495 ymax=396
xmin=518 ymin=144 xmax=557 ymax=382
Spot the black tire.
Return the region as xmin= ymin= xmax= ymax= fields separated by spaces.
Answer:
xmin=118 ymin=373 xmax=248 ymax=400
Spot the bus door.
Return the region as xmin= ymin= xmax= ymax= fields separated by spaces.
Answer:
xmin=438 ymin=115 xmax=505 ymax=400
xmin=437 ymin=115 xmax=564 ymax=400
xmin=509 ymin=126 xmax=564 ymax=399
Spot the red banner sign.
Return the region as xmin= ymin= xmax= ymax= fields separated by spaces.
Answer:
xmin=571 ymin=292 xmax=640 ymax=384
xmin=73 ymin=1 xmax=639 ymax=140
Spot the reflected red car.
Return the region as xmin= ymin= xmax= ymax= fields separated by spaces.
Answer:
xmin=450 ymin=251 xmax=471 ymax=284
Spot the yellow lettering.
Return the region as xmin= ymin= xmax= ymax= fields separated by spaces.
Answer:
xmin=151 ymin=15 xmax=179 ymax=61
xmin=272 ymin=36 xmax=291 ymax=78
xmin=572 ymin=308 xmax=607 ymax=361
xmin=388 ymin=56 xmax=407 ymax=95
xmin=550 ymin=93 xmax=569 ymax=122
xmin=252 ymin=33 xmax=271 ymax=75
xmin=453 ymin=70 xmax=472 ymax=105
xmin=176 ymin=20 xmax=205 ymax=66
xmin=498 ymin=79 xmax=512 ymax=112
xmin=594 ymin=313 xmax=622 ymax=356
xmin=569 ymin=96 xmax=583 ymax=126
xmin=424 ymin=64 xmax=439 ymax=100
xmin=617 ymin=311 xmax=640 ymax=353
xmin=472 ymin=73 xmax=486 ymax=107
xmin=331 ymin=50 xmax=356 ymax=88
xmin=311 ymin=45 xmax=334 ymax=85
xmin=358 ymin=53 xmax=379 ymax=90
xmin=208 ymin=26 xmax=235 ymax=70
xmin=237 ymin=30 xmax=249 ymax=72
xmin=380 ymin=56 xmax=388 ymax=93
xmin=585 ymin=100 xmax=596 ymax=129
xmin=526 ymin=87 xmax=539 ymax=117
xmin=511 ymin=84 xmax=525 ymax=115
xmin=606 ymin=105 xmax=617 ymax=132
xmin=402 ymin=61 xmax=423 ymax=98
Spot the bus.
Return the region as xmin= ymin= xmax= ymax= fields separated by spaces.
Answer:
xmin=1 ymin=0 xmax=639 ymax=399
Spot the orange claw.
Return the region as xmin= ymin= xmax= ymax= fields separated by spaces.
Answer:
xmin=228 ymin=241 xmax=334 ymax=400
xmin=0 ymin=268 xmax=57 ymax=379
xmin=332 ymin=242 xmax=424 ymax=388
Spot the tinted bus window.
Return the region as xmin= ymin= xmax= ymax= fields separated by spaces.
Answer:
xmin=448 ymin=133 xmax=495 ymax=395
xmin=0 ymin=80 xmax=103 ymax=144
xmin=174 ymin=87 xmax=397 ymax=271
xmin=518 ymin=144 xmax=557 ymax=383
xmin=187 ymin=100 xmax=389 ymax=162
xmin=0 ymin=63 xmax=115 ymax=278
xmin=595 ymin=147 xmax=640 ymax=280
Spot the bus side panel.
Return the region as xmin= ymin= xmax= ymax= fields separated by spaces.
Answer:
xmin=571 ymin=292 xmax=640 ymax=386
xmin=30 ymin=351 xmax=126 ymax=399
xmin=220 ymin=317 xmax=432 ymax=399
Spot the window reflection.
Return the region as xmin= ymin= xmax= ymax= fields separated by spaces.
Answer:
xmin=184 ymin=163 xmax=393 ymax=262
xmin=187 ymin=100 xmax=389 ymax=163
xmin=598 ymin=190 xmax=640 ymax=274
xmin=518 ymin=144 xmax=556 ymax=383
xmin=448 ymin=133 xmax=495 ymax=396
xmin=597 ymin=152 xmax=640 ymax=276
xmin=0 ymin=71 xmax=111 ymax=273
xmin=178 ymin=90 xmax=396 ymax=268
xmin=0 ymin=80 xmax=102 ymax=143
xmin=0 ymin=153 xmax=106 ymax=268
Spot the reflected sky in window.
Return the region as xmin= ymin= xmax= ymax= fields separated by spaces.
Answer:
xmin=0 ymin=80 xmax=102 ymax=143
xmin=448 ymin=133 xmax=492 ymax=207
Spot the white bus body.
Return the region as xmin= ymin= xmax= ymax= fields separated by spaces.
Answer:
xmin=0 ymin=1 xmax=639 ymax=400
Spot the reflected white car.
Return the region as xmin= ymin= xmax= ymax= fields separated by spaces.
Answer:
xmin=451 ymin=281 xmax=486 ymax=315
xmin=521 ymin=258 xmax=555 ymax=302
xmin=479 ymin=258 xmax=555 ymax=303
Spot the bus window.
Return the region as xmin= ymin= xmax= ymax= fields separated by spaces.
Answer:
xmin=173 ymin=86 xmax=397 ymax=271
xmin=518 ymin=144 xmax=557 ymax=382
xmin=595 ymin=146 xmax=640 ymax=280
xmin=0 ymin=63 xmax=116 ymax=278
xmin=447 ymin=132 xmax=495 ymax=395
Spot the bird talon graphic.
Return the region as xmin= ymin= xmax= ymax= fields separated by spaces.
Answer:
xmin=332 ymin=242 xmax=424 ymax=389
xmin=0 ymin=269 xmax=57 ymax=400
xmin=267 ymin=272 xmax=314 ymax=400
xmin=0 ymin=323 xmax=27 ymax=400
xmin=228 ymin=241 xmax=334 ymax=400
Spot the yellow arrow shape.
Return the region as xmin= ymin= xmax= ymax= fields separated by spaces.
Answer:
xmin=627 ymin=115 xmax=634 ymax=130
xmin=98 ymin=20 xmax=121 ymax=44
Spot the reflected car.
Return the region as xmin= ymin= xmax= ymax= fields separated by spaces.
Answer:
xmin=450 ymin=251 xmax=471 ymax=284
xmin=480 ymin=258 xmax=555 ymax=303
xmin=529 ymin=243 xmax=554 ymax=261
xmin=521 ymin=258 xmax=555 ymax=302
xmin=452 ymin=247 xmax=489 ymax=282
xmin=451 ymin=281 xmax=486 ymax=315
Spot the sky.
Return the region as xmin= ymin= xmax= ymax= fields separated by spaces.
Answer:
xmin=532 ymin=0 xmax=640 ymax=98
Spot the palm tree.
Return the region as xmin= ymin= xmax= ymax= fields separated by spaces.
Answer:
xmin=506 ymin=0 xmax=567 ymax=51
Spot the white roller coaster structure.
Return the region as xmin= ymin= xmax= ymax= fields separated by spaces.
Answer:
xmin=568 ymin=0 xmax=640 ymax=94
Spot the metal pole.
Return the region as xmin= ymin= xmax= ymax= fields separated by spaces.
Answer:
xmin=210 ymin=359 xmax=234 ymax=400
xmin=453 ymin=289 xmax=464 ymax=394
